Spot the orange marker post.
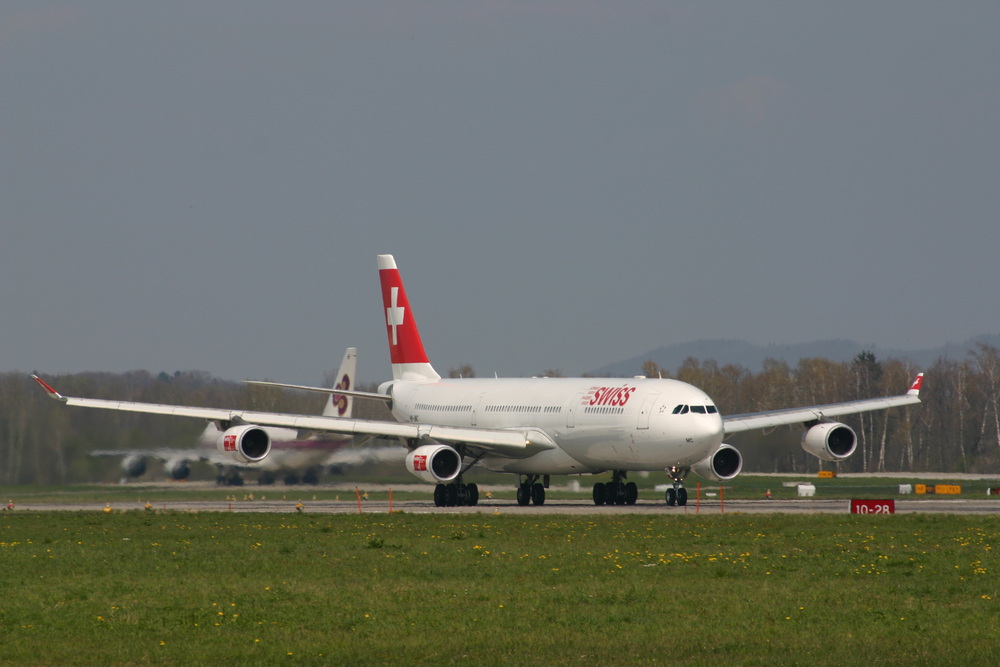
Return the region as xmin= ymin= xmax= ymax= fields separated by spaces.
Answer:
xmin=355 ymin=487 xmax=363 ymax=514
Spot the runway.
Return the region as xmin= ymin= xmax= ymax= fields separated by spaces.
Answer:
xmin=10 ymin=497 xmax=999 ymax=515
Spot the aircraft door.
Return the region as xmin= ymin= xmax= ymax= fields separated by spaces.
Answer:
xmin=565 ymin=396 xmax=578 ymax=428
xmin=472 ymin=394 xmax=486 ymax=426
xmin=637 ymin=393 xmax=659 ymax=430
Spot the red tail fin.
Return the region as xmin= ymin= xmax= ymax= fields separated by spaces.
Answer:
xmin=377 ymin=255 xmax=440 ymax=381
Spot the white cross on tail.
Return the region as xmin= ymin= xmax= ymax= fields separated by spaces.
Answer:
xmin=386 ymin=286 xmax=405 ymax=345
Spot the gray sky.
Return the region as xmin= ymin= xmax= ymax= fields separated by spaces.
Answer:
xmin=3 ymin=2 xmax=999 ymax=385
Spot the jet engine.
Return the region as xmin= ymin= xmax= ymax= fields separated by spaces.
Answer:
xmin=690 ymin=443 xmax=743 ymax=481
xmin=121 ymin=454 xmax=147 ymax=478
xmin=216 ymin=425 xmax=271 ymax=464
xmin=405 ymin=444 xmax=462 ymax=484
xmin=801 ymin=422 xmax=857 ymax=461
xmin=166 ymin=458 xmax=191 ymax=480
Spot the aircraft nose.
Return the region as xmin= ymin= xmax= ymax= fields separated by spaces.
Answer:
xmin=693 ymin=413 xmax=725 ymax=447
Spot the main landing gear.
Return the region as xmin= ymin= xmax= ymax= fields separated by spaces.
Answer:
xmin=215 ymin=466 xmax=244 ymax=487
xmin=592 ymin=470 xmax=638 ymax=506
xmin=433 ymin=478 xmax=479 ymax=507
xmin=516 ymin=474 xmax=548 ymax=506
xmin=589 ymin=468 xmax=691 ymax=507
xmin=665 ymin=466 xmax=689 ymax=506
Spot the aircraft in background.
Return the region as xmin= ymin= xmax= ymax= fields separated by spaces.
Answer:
xmin=87 ymin=348 xmax=360 ymax=486
xmin=34 ymin=255 xmax=923 ymax=506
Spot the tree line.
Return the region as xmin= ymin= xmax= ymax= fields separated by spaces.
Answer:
xmin=2 ymin=344 xmax=999 ymax=484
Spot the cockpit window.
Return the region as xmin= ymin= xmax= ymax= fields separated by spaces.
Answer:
xmin=673 ymin=404 xmax=717 ymax=415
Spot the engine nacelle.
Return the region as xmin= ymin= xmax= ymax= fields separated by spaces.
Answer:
xmin=690 ymin=444 xmax=743 ymax=481
xmin=801 ymin=422 xmax=857 ymax=461
xmin=166 ymin=458 xmax=191 ymax=480
xmin=405 ymin=444 xmax=462 ymax=484
xmin=121 ymin=454 xmax=147 ymax=478
xmin=216 ymin=425 xmax=271 ymax=464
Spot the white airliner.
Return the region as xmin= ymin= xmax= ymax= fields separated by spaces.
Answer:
xmin=33 ymin=255 xmax=923 ymax=507
xmin=86 ymin=348 xmax=360 ymax=486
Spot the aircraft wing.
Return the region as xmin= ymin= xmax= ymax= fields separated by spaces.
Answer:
xmin=722 ymin=373 xmax=923 ymax=435
xmin=32 ymin=375 xmax=552 ymax=457
xmin=245 ymin=380 xmax=392 ymax=402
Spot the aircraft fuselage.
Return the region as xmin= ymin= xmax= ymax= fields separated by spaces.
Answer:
xmin=385 ymin=376 xmax=725 ymax=475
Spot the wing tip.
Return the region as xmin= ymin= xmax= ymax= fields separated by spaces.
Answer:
xmin=31 ymin=374 xmax=65 ymax=401
xmin=907 ymin=373 xmax=924 ymax=397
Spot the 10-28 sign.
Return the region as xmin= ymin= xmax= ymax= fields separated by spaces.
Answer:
xmin=851 ymin=499 xmax=895 ymax=514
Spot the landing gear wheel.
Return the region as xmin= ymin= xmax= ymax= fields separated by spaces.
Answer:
xmin=531 ymin=483 xmax=545 ymax=506
xmin=664 ymin=467 xmax=690 ymax=507
xmin=592 ymin=482 xmax=606 ymax=505
xmin=516 ymin=484 xmax=531 ymax=506
xmin=624 ymin=482 xmax=638 ymax=505
xmin=599 ymin=472 xmax=634 ymax=506
xmin=434 ymin=484 xmax=447 ymax=507
xmin=606 ymin=482 xmax=624 ymax=505
xmin=466 ymin=483 xmax=479 ymax=507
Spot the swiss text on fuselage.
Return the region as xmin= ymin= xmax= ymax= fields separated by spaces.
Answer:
xmin=584 ymin=386 xmax=637 ymax=407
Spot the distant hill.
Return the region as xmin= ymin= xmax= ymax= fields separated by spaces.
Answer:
xmin=587 ymin=335 xmax=1000 ymax=377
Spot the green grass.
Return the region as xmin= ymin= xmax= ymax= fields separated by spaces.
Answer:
xmin=0 ymin=511 xmax=996 ymax=665
xmin=0 ymin=483 xmax=431 ymax=504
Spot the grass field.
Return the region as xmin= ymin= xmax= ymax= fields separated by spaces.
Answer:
xmin=1 ymin=510 xmax=997 ymax=665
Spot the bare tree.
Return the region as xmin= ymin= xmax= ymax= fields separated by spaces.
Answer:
xmin=642 ymin=359 xmax=667 ymax=378
xmin=970 ymin=343 xmax=1000 ymax=452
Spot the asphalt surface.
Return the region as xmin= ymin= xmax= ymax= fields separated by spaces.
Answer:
xmin=10 ymin=497 xmax=999 ymax=515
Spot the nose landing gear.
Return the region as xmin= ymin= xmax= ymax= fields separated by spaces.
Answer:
xmin=665 ymin=467 xmax=689 ymax=506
